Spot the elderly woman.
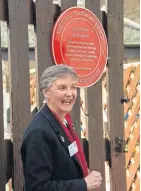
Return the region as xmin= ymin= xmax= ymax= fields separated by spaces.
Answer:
xmin=21 ymin=64 xmax=102 ymax=191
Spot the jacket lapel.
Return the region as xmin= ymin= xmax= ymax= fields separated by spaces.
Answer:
xmin=40 ymin=104 xmax=70 ymax=152
xmin=40 ymin=104 xmax=83 ymax=174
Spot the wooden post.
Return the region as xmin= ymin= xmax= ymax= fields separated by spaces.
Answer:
xmin=107 ymin=0 xmax=127 ymax=190
xmin=0 ymin=23 xmax=5 ymax=191
xmin=35 ymin=0 xmax=55 ymax=108
xmin=27 ymin=0 xmax=35 ymax=24
xmin=8 ymin=0 xmax=32 ymax=189
xmin=85 ymin=0 xmax=106 ymax=190
xmin=61 ymin=0 xmax=81 ymax=139
xmin=0 ymin=0 xmax=7 ymax=21
xmin=61 ymin=0 xmax=77 ymax=11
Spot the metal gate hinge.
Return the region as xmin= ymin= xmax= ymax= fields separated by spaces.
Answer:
xmin=115 ymin=137 xmax=128 ymax=153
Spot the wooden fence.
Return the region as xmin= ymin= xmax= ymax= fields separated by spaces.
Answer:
xmin=0 ymin=0 xmax=128 ymax=190
xmin=102 ymin=63 xmax=140 ymax=191
xmin=124 ymin=64 xmax=140 ymax=191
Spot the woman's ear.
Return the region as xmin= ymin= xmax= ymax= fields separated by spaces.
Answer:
xmin=42 ymin=89 xmax=49 ymax=99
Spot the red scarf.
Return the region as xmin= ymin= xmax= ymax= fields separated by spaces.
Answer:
xmin=53 ymin=112 xmax=88 ymax=178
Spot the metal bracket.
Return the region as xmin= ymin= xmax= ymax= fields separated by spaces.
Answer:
xmin=115 ymin=137 xmax=128 ymax=153
xmin=120 ymin=98 xmax=130 ymax=104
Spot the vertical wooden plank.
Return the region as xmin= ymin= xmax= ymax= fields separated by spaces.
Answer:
xmin=0 ymin=0 xmax=4 ymax=20
xmin=0 ymin=0 xmax=6 ymax=20
xmin=61 ymin=0 xmax=81 ymax=138
xmin=8 ymin=0 xmax=32 ymax=190
xmin=107 ymin=0 xmax=127 ymax=190
xmin=61 ymin=0 xmax=77 ymax=11
xmin=85 ymin=1 xmax=106 ymax=191
xmin=0 ymin=23 xmax=5 ymax=191
xmin=35 ymin=0 xmax=55 ymax=108
xmin=53 ymin=3 xmax=61 ymax=23
xmin=27 ymin=0 xmax=34 ymax=24
xmin=71 ymin=88 xmax=81 ymax=139
xmin=28 ymin=0 xmax=36 ymax=25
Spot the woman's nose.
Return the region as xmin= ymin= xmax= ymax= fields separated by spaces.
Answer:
xmin=65 ymin=88 xmax=73 ymax=96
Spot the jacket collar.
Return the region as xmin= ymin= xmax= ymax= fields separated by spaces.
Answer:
xmin=40 ymin=103 xmax=62 ymax=134
xmin=40 ymin=104 xmax=71 ymax=149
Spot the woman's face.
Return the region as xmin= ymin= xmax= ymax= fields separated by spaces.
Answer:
xmin=43 ymin=75 xmax=78 ymax=117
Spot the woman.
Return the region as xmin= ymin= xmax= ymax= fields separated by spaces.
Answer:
xmin=21 ymin=64 xmax=102 ymax=191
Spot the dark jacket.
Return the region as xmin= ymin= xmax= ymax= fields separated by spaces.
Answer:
xmin=21 ymin=104 xmax=87 ymax=191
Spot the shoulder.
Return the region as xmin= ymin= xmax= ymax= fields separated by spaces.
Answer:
xmin=22 ymin=111 xmax=53 ymax=145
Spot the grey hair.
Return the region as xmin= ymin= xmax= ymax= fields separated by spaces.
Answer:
xmin=39 ymin=64 xmax=78 ymax=91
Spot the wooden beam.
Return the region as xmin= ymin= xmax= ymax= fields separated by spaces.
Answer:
xmin=35 ymin=0 xmax=55 ymax=108
xmin=28 ymin=0 xmax=35 ymax=24
xmin=0 ymin=22 xmax=5 ymax=191
xmin=8 ymin=0 xmax=32 ymax=189
xmin=107 ymin=0 xmax=127 ymax=190
xmin=60 ymin=0 xmax=81 ymax=138
xmin=61 ymin=0 xmax=77 ymax=11
xmin=0 ymin=0 xmax=7 ymax=21
xmin=85 ymin=1 xmax=106 ymax=191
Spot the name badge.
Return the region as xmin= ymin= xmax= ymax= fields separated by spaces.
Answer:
xmin=68 ymin=141 xmax=78 ymax=157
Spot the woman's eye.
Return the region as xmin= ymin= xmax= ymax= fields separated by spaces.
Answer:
xmin=58 ymin=86 xmax=66 ymax=90
xmin=72 ymin=86 xmax=77 ymax=90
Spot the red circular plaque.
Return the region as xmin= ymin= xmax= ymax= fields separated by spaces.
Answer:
xmin=52 ymin=7 xmax=108 ymax=87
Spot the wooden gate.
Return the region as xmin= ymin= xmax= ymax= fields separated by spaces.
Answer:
xmin=0 ymin=0 xmax=129 ymax=190
xmin=124 ymin=64 xmax=140 ymax=191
